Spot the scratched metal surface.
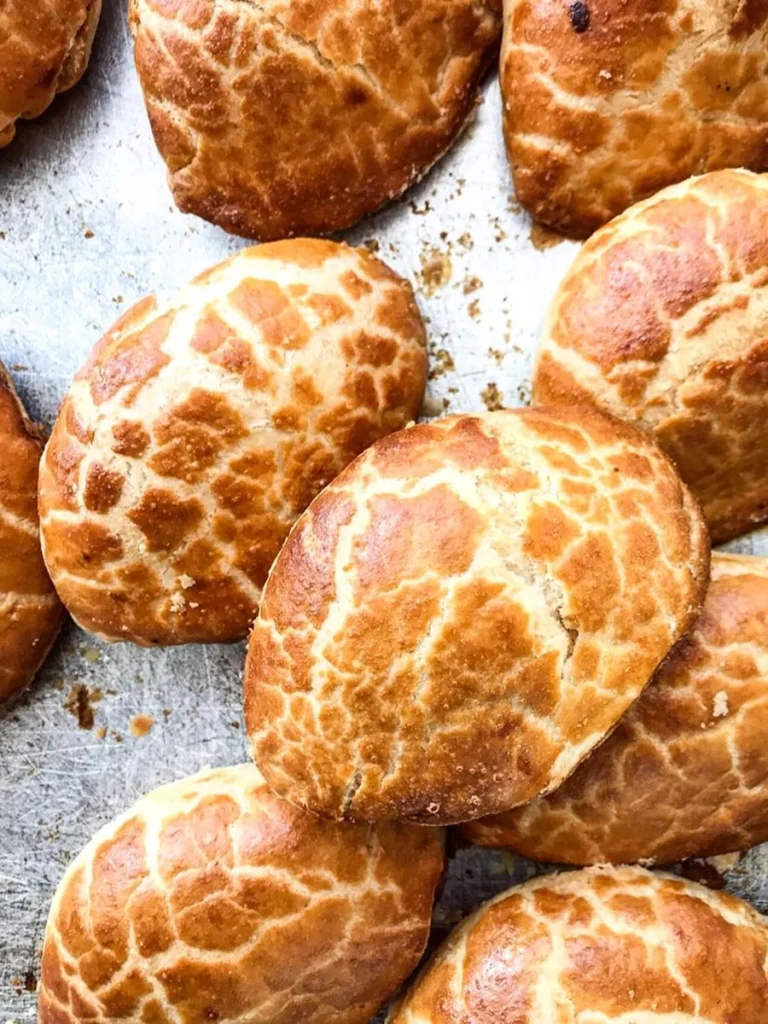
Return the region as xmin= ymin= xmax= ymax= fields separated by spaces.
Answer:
xmin=1 ymin=1 xmax=768 ymax=1020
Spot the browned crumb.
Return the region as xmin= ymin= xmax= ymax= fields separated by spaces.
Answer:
xmin=467 ymin=299 xmax=481 ymax=320
xmin=95 ymin=726 xmax=107 ymax=740
xmin=24 ymin=970 xmax=37 ymax=992
xmin=410 ymin=199 xmax=432 ymax=215
xmin=463 ymin=275 xmax=482 ymax=295
xmin=64 ymin=684 xmax=102 ymax=730
xmin=81 ymin=646 xmax=100 ymax=664
xmin=362 ymin=239 xmax=380 ymax=254
xmin=457 ymin=232 xmax=474 ymax=250
xmin=428 ymin=348 xmax=456 ymax=380
xmin=419 ymin=246 xmax=452 ymax=297
xmin=530 ymin=221 xmax=567 ymax=251
xmin=488 ymin=348 xmax=504 ymax=364
xmin=481 ymin=383 xmax=505 ymax=411
xmin=84 ymin=228 xmax=94 ymax=239
xmin=130 ymin=714 xmax=155 ymax=738
xmin=231 ymin=720 xmax=241 ymax=730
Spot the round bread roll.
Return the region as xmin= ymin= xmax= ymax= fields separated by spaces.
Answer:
xmin=38 ymin=239 xmax=427 ymax=647
xmin=463 ymin=553 xmax=768 ymax=865
xmin=534 ymin=170 xmax=768 ymax=544
xmin=0 ymin=0 xmax=101 ymax=148
xmin=389 ymin=865 xmax=768 ymax=1022
xmin=38 ymin=764 xmax=445 ymax=1024
xmin=128 ymin=0 xmax=502 ymax=240
xmin=0 ymin=363 xmax=64 ymax=707
xmin=502 ymin=0 xmax=768 ymax=237
xmin=245 ymin=407 xmax=709 ymax=826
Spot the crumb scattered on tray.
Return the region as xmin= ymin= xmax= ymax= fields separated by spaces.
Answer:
xmin=362 ymin=239 xmax=380 ymax=254
xmin=481 ymin=383 xmax=505 ymax=411
xmin=463 ymin=275 xmax=482 ymax=295
xmin=429 ymin=348 xmax=456 ymax=380
xmin=419 ymin=246 xmax=452 ymax=297
xmin=488 ymin=348 xmax=504 ymax=364
xmin=81 ymin=646 xmax=100 ymax=664
xmin=467 ymin=299 xmax=481 ymax=319
xmin=457 ymin=232 xmax=473 ymax=250
xmin=64 ymin=684 xmax=102 ymax=730
xmin=130 ymin=715 xmax=155 ymax=738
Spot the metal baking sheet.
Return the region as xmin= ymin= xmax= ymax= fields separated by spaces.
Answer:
xmin=2 ymin=1 xmax=768 ymax=1019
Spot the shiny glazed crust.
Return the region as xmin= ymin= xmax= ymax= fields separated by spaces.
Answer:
xmin=389 ymin=865 xmax=768 ymax=1022
xmin=533 ymin=170 xmax=768 ymax=543
xmin=0 ymin=363 xmax=65 ymax=707
xmin=245 ymin=407 xmax=709 ymax=826
xmin=463 ymin=553 xmax=768 ymax=865
xmin=502 ymin=0 xmax=768 ymax=236
xmin=0 ymin=0 xmax=102 ymax=148
xmin=128 ymin=0 xmax=502 ymax=239
xmin=38 ymin=239 xmax=427 ymax=647
xmin=38 ymin=764 xmax=445 ymax=1023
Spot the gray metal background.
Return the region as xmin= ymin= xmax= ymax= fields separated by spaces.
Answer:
xmin=1 ymin=2 xmax=767 ymax=1020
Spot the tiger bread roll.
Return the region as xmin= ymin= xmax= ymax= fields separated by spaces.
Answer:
xmin=535 ymin=170 xmax=768 ymax=543
xmin=128 ymin=0 xmax=502 ymax=239
xmin=0 ymin=363 xmax=65 ymax=707
xmin=463 ymin=552 xmax=768 ymax=865
xmin=389 ymin=865 xmax=768 ymax=1022
xmin=38 ymin=239 xmax=427 ymax=647
xmin=0 ymin=0 xmax=102 ymax=147
xmin=39 ymin=764 xmax=444 ymax=1024
xmin=245 ymin=407 xmax=710 ymax=826
xmin=502 ymin=0 xmax=768 ymax=236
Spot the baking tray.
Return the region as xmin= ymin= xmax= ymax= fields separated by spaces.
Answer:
xmin=2 ymin=1 xmax=768 ymax=1019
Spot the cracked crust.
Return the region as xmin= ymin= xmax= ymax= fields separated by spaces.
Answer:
xmin=128 ymin=0 xmax=502 ymax=239
xmin=38 ymin=764 xmax=445 ymax=1024
xmin=0 ymin=362 xmax=65 ymax=707
xmin=389 ymin=865 xmax=768 ymax=1023
xmin=38 ymin=239 xmax=428 ymax=647
xmin=244 ymin=407 xmax=710 ymax=826
xmin=463 ymin=553 xmax=768 ymax=866
xmin=502 ymin=0 xmax=768 ymax=237
xmin=534 ymin=169 xmax=768 ymax=543
xmin=0 ymin=0 xmax=102 ymax=148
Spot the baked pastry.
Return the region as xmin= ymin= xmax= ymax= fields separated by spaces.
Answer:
xmin=533 ymin=169 xmax=768 ymax=543
xmin=389 ymin=865 xmax=768 ymax=1022
xmin=38 ymin=763 xmax=445 ymax=1024
xmin=501 ymin=0 xmax=768 ymax=236
xmin=463 ymin=552 xmax=768 ymax=865
xmin=0 ymin=0 xmax=101 ymax=148
xmin=38 ymin=239 xmax=427 ymax=647
xmin=245 ymin=407 xmax=709 ymax=826
xmin=128 ymin=0 xmax=502 ymax=239
xmin=0 ymin=363 xmax=65 ymax=707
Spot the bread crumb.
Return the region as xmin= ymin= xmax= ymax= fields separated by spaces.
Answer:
xmin=81 ymin=646 xmax=100 ymax=664
xmin=130 ymin=715 xmax=155 ymax=738
xmin=713 ymin=691 xmax=729 ymax=718
xmin=457 ymin=232 xmax=474 ymax=250
xmin=95 ymin=726 xmax=107 ymax=740
xmin=467 ymin=299 xmax=481 ymax=319
xmin=463 ymin=275 xmax=482 ymax=294
xmin=481 ymin=383 xmax=505 ymax=411
xmin=169 ymin=592 xmax=185 ymax=613
xmin=419 ymin=246 xmax=452 ymax=297
xmin=64 ymin=684 xmax=102 ymax=730
xmin=428 ymin=348 xmax=456 ymax=380
xmin=178 ymin=574 xmax=195 ymax=589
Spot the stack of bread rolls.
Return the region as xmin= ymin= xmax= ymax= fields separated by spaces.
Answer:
xmin=15 ymin=5 xmax=768 ymax=1015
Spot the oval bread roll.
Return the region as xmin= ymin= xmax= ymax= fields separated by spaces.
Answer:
xmin=390 ymin=865 xmax=768 ymax=1022
xmin=0 ymin=0 xmax=101 ymax=148
xmin=534 ymin=170 xmax=768 ymax=543
xmin=38 ymin=239 xmax=427 ymax=647
xmin=0 ymin=363 xmax=64 ymax=707
xmin=128 ymin=0 xmax=502 ymax=239
xmin=463 ymin=553 xmax=768 ymax=865
xmin=501 ymin=0 xmax=768 ymax=236
xmin=245 ymin=407 xmax=709 ymax=826
xmin=38 ymin=764 xmax=445 ymax=1024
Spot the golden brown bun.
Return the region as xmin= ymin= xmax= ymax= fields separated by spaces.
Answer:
xmin=389 ymin=865 xmax=768 ymax=1022
xmin=38 ymin=239 xmax=427 ymax=647
xmin=128 ymin=0 xmax=502 ymax=240
xmin=501 ymin=0 xmax=768 ymax=237
xmin=534 ymin=169 xmax=768 ymax=543
xmin=463 ymin=553 xmax=768 ymax=865
xmin=0 ymin=363 xmax=65 ymax=707
xmin=0 ymin=0 xmax=101 ymax=148
xmin=38 ymin=763 xmax=445 ymax=1024
xmin=245 ymin=407 xmax=709 ymax=826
